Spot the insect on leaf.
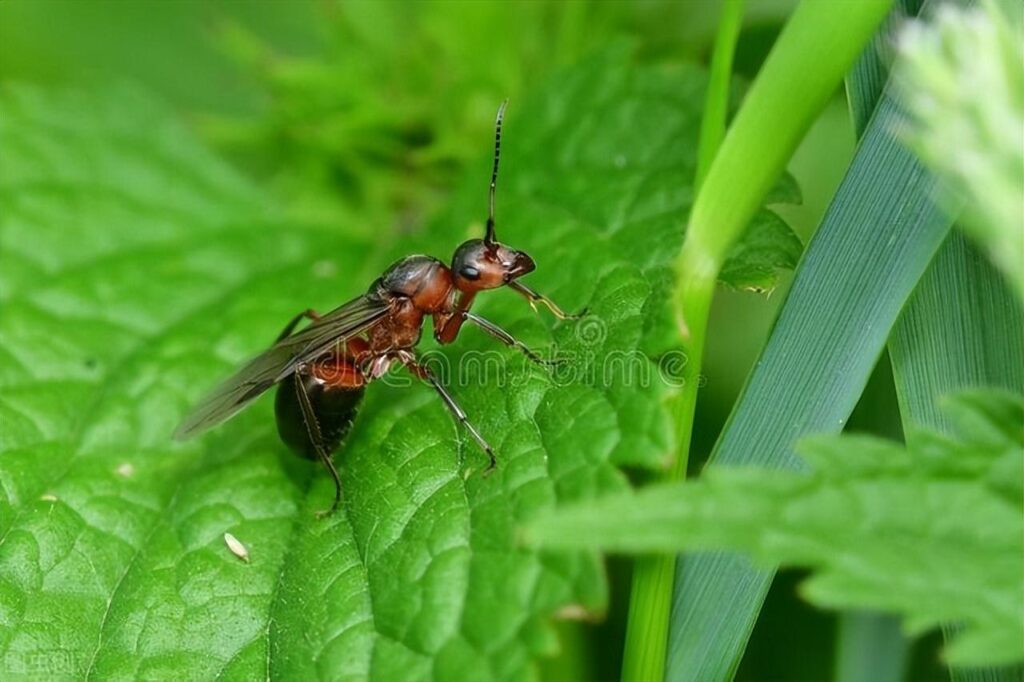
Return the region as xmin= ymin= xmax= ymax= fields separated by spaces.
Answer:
xmin=0 ymin=48 xmax=800 ymax=680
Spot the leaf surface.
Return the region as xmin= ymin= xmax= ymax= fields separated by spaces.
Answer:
xmin=526 ymin=390 xmax=1024 ymax=668
xmin=0 ymin=51 xmax=797 ymax=680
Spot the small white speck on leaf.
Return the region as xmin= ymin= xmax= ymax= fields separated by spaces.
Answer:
xmin=614 ymin=154 xmax=627 ymax=168
xmin=116 ymin=463 xmax=134 ymax=478
xmin=555 ymin=604 xmax=593 ymax=621
xmin=39 ymin=493 xmax=58 ymax=502
xmin=224 ymin=532 xmax=250 ymax=563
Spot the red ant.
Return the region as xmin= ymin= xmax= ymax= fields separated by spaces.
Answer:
xmin=176 ymin=102 xmax=584 ymax=515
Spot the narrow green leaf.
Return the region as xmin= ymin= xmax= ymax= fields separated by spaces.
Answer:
xmin=890 ymin=234 xmax=1024 ymax=432
xmin=525 ymin=390 xmax=1024 ymax=668
xmin=839 ymin=4 xmax=920 ymax=679
xmin=846 ymin=0 xmax=926 ymax=137
xmin=834 ymin=359 xmax=909 ymax=682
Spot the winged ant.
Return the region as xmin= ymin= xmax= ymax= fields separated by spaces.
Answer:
xmin=176 ymin=102 xmax=584 ymax=515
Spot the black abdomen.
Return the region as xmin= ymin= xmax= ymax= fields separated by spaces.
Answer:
xmin=274 ymin=373 xmax=364 ymax=459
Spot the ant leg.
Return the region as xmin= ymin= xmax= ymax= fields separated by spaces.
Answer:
xmin=293 ymin=368 xmax=343 ymax=516
xmin=507 ymin=281 xmax=587 ymax=320
xmin=462 ymin=311 xmax=561 ymax=367
xmin=398 ymin=352 xmax=496 ymax=474
xmin=276 ymin=308 xmax=321 ymax=342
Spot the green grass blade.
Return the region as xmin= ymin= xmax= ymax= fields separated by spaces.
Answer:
xmin=889 ymin=232 xmax=1024 ymax=682
xmin=666 ymin=54 xmax=955 ymax=682
xmin=834 ymin=361 xmax=908 ymax=682
xmin=837 ymin=4 xmax=919 ymax=679
xmin=891 ymin=233 xmax=1024 ymax=421
xmin=846 ymin=0 xmax=925 ymax=137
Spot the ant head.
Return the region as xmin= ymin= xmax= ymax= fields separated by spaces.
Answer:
xmin=452 ymin=100 xmax=538 ymax=292
xmin=451 ymin=239 xmax=535 ymax=292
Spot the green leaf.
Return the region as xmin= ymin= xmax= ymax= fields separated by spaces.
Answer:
xmin=0 ymin=50 xmax=799 ymax=679
xmin=718 ymin=210 xmax=803 ymax=293
xmin=525 ymin=390 xmax=1024 ymax=668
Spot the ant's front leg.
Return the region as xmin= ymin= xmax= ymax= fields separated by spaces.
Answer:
xmin=276 ymin=308 xmax=321 ymax=342
xmin=461 ymin=311 xmax=562 ymax=368
xmin=397 ymin=350 xmax=496 ymax=474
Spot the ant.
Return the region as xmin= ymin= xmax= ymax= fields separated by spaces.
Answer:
xmin=176 ymin=102 xmax=584 ymax=515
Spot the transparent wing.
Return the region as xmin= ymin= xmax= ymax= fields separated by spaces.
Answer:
xmin=174 ymin=294 xmax=390 ymax=440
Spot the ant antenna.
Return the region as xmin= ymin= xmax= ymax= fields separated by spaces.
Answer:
xmin=485 ymin=99 xmax=508 ymax=247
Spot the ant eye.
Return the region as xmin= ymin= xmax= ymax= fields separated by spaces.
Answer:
xmin=460 ymin=266 xmax=480 ymax=281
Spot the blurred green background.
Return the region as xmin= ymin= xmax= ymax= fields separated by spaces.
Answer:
xmin=0 ymin=1 xmax=944 ymax=679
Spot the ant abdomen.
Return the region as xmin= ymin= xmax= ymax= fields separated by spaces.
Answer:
xmin=275 ymin=371 xmax=363 ymax=460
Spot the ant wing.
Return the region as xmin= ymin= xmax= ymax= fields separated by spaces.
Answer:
xmin=174 ymin=293 xmax=390 ymax=440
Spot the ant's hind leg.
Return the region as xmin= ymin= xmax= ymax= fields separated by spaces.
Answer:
xmin=398 ymin=352 xmax=497 ymax=474
xmin=276 ymin=308 xmax=322 ymax=342
xmin=293 ymin=369 xmax=343 ymax=516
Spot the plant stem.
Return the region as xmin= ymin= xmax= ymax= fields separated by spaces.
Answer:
xmin=621 ymin=1 xmax=893 ymax=680
xmin=676 ymin=0 xmax=892 ymax=327
xmin=621 ymin=1 xmax=742 ymax=680
xmin=695 ymin=0 xmax=745 ymax=191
